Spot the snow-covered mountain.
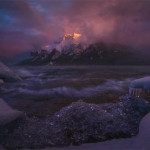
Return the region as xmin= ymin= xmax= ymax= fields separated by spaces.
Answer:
xmin=19 ymin=33 xmax=150 ymax=65
xmin=20 ymin=41 xmax=150 ymax=65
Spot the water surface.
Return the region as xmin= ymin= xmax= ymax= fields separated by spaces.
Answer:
xmin=1 ymin=65 xmax=150 ymax=116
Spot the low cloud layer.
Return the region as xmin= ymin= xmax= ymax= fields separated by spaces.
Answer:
xmin=0 ymin=0 xmax=150 ymax=57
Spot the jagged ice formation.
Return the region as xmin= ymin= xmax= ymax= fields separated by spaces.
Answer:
xmin=129 ymin=77 xmax=150 ymax=97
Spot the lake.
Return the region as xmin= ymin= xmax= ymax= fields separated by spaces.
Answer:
xmin=1 ymin=65 xmax=150 ymax=116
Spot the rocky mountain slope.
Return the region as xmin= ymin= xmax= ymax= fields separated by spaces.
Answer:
xmin=20 ymin=42 xmax=149 ymax=65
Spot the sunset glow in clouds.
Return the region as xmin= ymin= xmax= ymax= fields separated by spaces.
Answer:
xmin=0 ymin=0 xmax=150 ymax=57
xmin=63 ymin=33 xmax=82 ymax=40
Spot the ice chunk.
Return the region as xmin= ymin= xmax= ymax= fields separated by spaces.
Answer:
xmin=0 ymin=98 xmax=23 ymax=126
xmin=129 ymin=76 xmax=150 ymax=97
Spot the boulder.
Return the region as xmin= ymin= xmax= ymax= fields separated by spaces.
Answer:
xmin=41 ymin=114 xmax=150 ymax=150
xmin=25 ymin=113 xmax=150 ymax=150
xmin=0 ymin=62 xmax=22 ymax=82
xmin=48 ymin=96 xmax=149 ymax=146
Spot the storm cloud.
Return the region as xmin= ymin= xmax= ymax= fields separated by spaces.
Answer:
xmin=0 ymin=0 xmax=150 ymax=57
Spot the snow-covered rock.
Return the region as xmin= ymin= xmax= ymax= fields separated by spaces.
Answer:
xmin=38 ymin=112 xmax=150 ymax=150
xmin=0 ymin=62 xmax=22 ymax=82
xmin=49 ymin=96 xmax=149 ymax=145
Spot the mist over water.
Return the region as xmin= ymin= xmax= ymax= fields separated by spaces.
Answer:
xmin=1 ymin=65 xmax=150 ymax=116
xmin=1 ymin=79 xmax=130 ymax=98
xmin=1 ymin=66 xmax=130 ymax=100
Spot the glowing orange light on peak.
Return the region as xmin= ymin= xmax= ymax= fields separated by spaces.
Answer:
xmin=73 ymin=32 xmax=82 ymax=40
xmin=63 ymin=32 xmax=82 ymax=40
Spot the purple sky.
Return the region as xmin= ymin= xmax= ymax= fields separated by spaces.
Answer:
xmin=0 ymin=0 xmax=150 ymax=57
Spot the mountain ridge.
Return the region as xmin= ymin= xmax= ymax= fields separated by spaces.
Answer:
xmin=19 ymin=42 xmax=150 ymax=65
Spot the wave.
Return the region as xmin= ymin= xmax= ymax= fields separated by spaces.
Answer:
xmin=7 ymin=79 xmax=131 ymax=98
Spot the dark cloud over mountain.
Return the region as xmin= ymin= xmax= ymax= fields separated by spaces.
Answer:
xmin=0 ymin=0 xmax=150 ymax=57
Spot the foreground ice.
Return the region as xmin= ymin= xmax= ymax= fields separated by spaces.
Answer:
xmin=1 ymin=96 xmax=149 ymax=149
xmin=0 ymin=99 xmax=23 ymax=126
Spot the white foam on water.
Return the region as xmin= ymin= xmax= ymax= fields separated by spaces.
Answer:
xmin=9 ymin=78 xmax=131 ymax=98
